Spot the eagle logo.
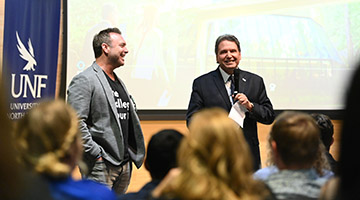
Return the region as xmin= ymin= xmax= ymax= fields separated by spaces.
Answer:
xmin=16 ymin=31 xmax=37 ymax=71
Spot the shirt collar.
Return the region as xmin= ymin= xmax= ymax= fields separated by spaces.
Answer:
xmin=219 ymin=66 xmax=231 ymax=84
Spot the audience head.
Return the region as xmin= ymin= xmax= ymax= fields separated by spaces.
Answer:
xmin=93 ymin=27 xmax=122 ymax=58
xmin=185 ymin=108 xmax=253 ymax=176
xmin=145 ymin=129 xmax=184 ymax=180
xmin=269 ymin=111 xmax=321 ymax=169
xmin=311 ymin=113 xmax=334 ymax=151
xmin=0 ymin=81 xmax=22 ymax=199
xmin=338 ymin=63 xmax=360 ymax=198
xmin=14 ymin=100 xmax=82 ymax=179
xmin=159 ymin=108 xmax=271 ymax=199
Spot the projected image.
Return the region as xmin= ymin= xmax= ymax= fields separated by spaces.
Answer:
xmin=67 ymin=0 xmax=360 ymax=110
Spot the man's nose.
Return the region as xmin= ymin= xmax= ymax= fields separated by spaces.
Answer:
xmin=225 ymin=51 xmax=231 ymax=57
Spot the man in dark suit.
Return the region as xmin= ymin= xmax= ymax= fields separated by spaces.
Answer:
xmin=186 ymin=34 xmax=275 ymax=170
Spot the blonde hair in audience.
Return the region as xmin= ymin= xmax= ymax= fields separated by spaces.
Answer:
xmin=14 ymin=100 xmax=82 ymax=178
xmin=269 ymin=111 xmax=321 ymax=169
xmin=161 ymin=108 xmax=270 ymax=200
xmin=313 ymin=143 xmax=331 ymax=175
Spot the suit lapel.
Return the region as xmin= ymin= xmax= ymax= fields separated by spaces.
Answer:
xmin=212 ymin=68 xmax=232 ymax=110
xmin=93 ymin=64 xmax=122 ymax=129
xmin=238 ymin=69 xmax=247 ymax=94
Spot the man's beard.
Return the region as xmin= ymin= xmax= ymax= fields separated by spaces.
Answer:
xmin=108 ymin=54 xmax=123 ymax=68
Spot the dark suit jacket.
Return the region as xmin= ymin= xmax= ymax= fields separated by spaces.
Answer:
xmin=186 ymin=67 xmax=275 ymax=170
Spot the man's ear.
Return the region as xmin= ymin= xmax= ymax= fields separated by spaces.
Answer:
xmin=271 ymin=140 xmax=278 ymax=155
xmin=101 ymin=43 xmax=110 ymax=54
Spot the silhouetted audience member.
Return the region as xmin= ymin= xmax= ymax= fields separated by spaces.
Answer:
xmin=0 ymin=81 xmax=53 ymax=200
xmin=311 ymin=113 xmax=338 ymax=174
xmin=118 ymin=129 xmax=184 ymax=200
xmin=152 ymin=108 xmax=275 ymax=200
xmin=264 ymin=111 xmax=328 ymax=200
xmin=320 ymin=64 xmax=360 ymax=200
xmin=14 ymin=100 xmax=116 ymax=200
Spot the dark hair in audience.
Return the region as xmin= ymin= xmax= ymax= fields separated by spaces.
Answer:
xmin=215 ymin=34 xmax=241 ymax=54
xmin=338 ymin=63 xmax=360 ymax=199
xmin=93 ymin=27 xmax=122 ymax=58
xmin=145 ymin=129 xmax=184 ymax=180
xmin=311 ymin=113 xmax=334 ymax=151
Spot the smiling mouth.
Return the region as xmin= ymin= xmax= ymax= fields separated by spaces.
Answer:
xmin=225 ymin=60 xmax=236 ymax=64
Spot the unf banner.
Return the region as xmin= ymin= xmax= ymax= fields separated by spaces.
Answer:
xmin=2 ymin=0 xmax=61 ymax=119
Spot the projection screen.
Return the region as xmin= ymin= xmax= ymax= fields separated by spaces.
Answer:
xmin=67 ymin=0 xmax=360 ymax=110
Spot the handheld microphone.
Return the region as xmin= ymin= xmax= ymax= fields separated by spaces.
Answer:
xmin=233 ymin=68 xmax=240 ymax=96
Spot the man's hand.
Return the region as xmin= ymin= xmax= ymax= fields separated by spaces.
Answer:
xmin=233 ymin=93 xmax=254 ymax=111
